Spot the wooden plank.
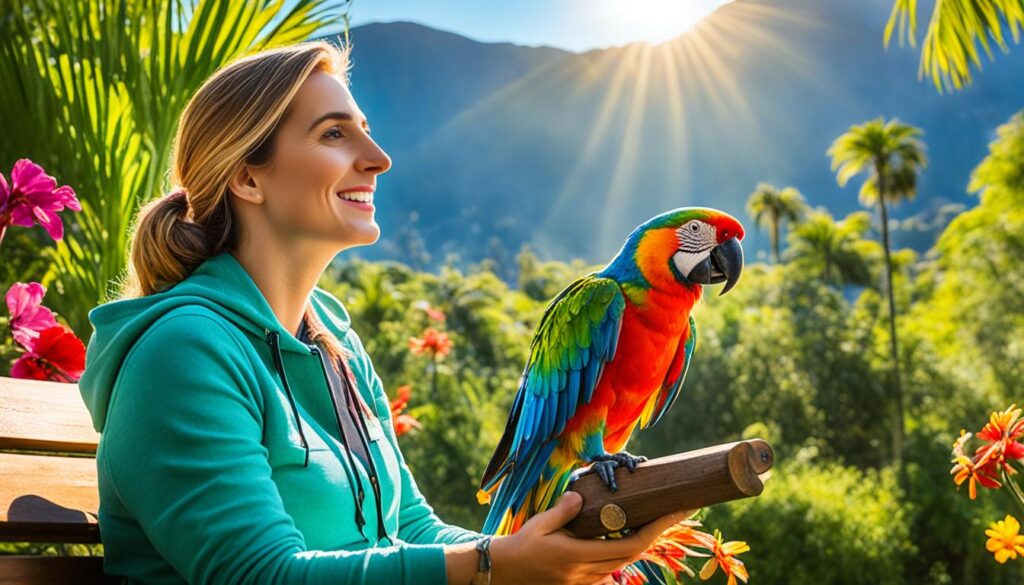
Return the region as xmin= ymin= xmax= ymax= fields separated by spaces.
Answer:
xmin=0 ymin=556 xmax=121 ymax=584
xmin=0 ymin=377 xmax=99 ymax=455
xmin=565 ymin=439 xmax=774 ymax=538
xmin=0 ymin=453 xmax=100 ymax=543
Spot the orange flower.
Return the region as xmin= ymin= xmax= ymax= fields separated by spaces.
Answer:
xmin=699 ymin=529 xmax=750 ymax=585
xmin=951 ymin=431 xmax=1001 ymax=499
xmin=408 ymin=328 xmax=452 ymax=359
xmin=976 ymin=405 xmax=1024 ymax=466
xmin=986 ymin=515 xmax=1024 ymax=563
xmin=978 ymin=405 xmax=1024 ymax=444
xmin=614 ymin=519 xmax=714 ymax=585
xmin=389 ymin=385 xmax=421 ymax=437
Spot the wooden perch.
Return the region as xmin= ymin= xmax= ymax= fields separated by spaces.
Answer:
xmin=564 ymin=439 xmax=774 ymax=538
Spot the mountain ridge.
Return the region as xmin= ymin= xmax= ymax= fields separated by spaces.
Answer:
xmin=333 ymin=0 xmax=1024 ymax=264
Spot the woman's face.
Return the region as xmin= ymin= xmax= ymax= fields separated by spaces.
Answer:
xmin=244 ymin=69 xmax=391 ymax=250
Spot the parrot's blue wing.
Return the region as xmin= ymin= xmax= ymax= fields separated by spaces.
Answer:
xmin=479 ymin=275 xmax=625 ymax=533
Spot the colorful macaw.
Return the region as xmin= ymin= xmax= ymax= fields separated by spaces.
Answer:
xmin=478 ymin=207 xmax=745 ymax=538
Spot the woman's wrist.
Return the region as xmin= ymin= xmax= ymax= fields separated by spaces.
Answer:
xmin=444 ymin=540 xmax=480 ymax=585
xmin=445 ymin=534 xmax=512 ymax=585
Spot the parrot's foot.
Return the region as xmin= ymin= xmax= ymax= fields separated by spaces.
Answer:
xmin=571 ymin=451 xmax=648 ymax=493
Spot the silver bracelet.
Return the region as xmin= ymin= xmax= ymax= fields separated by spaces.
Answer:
xmin=471 ymin=536 xmax=492 ymax=585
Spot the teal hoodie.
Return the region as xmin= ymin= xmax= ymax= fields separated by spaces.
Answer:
xmin=78 ymin=250 xmax=479 ymax=584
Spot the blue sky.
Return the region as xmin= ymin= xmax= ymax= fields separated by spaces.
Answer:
xmin=342 ymin=0 xmax=733 ymax=52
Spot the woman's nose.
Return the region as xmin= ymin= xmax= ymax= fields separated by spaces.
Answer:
xmin=358 ymin=137 xmax=392 ymax=175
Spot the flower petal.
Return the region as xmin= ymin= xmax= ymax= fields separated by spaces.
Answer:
xmin=11 ymin=159 xmax=56 ymax=195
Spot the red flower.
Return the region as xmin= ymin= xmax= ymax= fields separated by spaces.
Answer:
xmin=389 ymin=385 xmax=421 ymax=437
xmin=408 ymin=328 xmax=452 ymax=359
xmin=10 ymin=324 xmax=86 ymax=383
xmin=0 ymin=158 xmax=81 ymax=243
xmin=978 ymin=405 xmax=1024 ymax=446
xmin=952 ymin=405 xmax=1024 ymax=499
xmin=6 ymin=281 xmax=58 ymax=348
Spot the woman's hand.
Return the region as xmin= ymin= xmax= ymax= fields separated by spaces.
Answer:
xmin=486 ymin=491 xmax=694 ymax=585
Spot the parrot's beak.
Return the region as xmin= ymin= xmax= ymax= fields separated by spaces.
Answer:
xmin=685 ymin=237 xmax=744 ymax=296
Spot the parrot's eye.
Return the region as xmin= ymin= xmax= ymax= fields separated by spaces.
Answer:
xmin=689 ymin=223 xmax=700 ymax=232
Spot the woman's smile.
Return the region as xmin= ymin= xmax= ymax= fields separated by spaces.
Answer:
xmin=336 ymin=192 xmax=374 ymax=212
xmin=337 ymin=185 xmax=375 ymax=212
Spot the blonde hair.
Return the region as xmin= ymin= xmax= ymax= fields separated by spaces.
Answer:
xmin=120 ymin=40 xmax=353 ymax=367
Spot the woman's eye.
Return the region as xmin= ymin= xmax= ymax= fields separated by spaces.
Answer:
xmin=323 ymin=127 xmax=345 ymax=140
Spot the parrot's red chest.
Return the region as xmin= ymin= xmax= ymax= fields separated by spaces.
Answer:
xmin=563 ymin=286 xmax=698 ymax=451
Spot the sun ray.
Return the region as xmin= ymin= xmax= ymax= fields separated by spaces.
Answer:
xmin=597 ymin=43 xmax=655 ymax=247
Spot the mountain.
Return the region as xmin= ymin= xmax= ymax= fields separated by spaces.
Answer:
xmin=334 ymin=0 xmax=1024 ymax=265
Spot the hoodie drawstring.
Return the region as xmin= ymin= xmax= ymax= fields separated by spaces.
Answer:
xmin=265 ymin=329 xmax=310 ymax=467
xmin=264 ymin=328 xmax=370 ymax=541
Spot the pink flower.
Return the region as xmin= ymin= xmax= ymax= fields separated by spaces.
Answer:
xmin=0 ymin=158 xmax=81 ymax=242
xmin=10 ymin=324 xmax=86 ymax=383
xmin=6 ymin=282 xmax=58 ymax=349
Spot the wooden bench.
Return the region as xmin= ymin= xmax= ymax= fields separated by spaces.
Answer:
xmin=0 ymin=376 xmax=122 ymax=584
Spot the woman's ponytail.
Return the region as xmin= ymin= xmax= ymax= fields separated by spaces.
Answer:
xmin=124 ymin=189 xmax=213 ymax=297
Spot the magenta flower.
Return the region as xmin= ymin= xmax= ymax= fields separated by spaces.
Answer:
xmin=0 ymin=158 xmax=82 ymax=244
xmin=6 ymin=282 xmax=58 ymax=349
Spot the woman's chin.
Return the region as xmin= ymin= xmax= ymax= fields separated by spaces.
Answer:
xmin=343 ymin=223 xmax=380 ymax=247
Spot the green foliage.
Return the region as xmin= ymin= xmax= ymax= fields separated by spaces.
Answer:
xmin=784 ymin=209 xmax=878 ymax=287
xmin=0 ymin=0 xmax=351 ymax=337
xmin=885 ymin=0 xmax=1024 ymax=91
xmin=705 ymin=459 xmax=912 ymax=585
xmin=913 ymin=112 xmax=1024 ymax=404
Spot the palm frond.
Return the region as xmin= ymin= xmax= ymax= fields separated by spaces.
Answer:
xmin=886 ymin=0 xmax=1024 ymax=91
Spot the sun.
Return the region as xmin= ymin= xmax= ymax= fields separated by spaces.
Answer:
xmin=584 ymin=0 xmax=735 ymax=46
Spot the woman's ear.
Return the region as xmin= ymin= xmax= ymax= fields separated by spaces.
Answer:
xmin=228 ymin=164 xmax=264 ymax=205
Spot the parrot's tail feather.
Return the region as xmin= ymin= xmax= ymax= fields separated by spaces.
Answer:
xmin=482 ymin=451 xmax=576 ymax=535
xmin=482 ymin=440 xmax=563 ymax=534
xmin=476 ymin=484 xmax=498 ymax=505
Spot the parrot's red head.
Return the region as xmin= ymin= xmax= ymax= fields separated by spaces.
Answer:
xmin=620 ymin=207 xmax=745 ymax=297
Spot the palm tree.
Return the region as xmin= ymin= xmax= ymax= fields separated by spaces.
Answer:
xmin=747 ymin=183 xmax=808 ymax=264
xmin=828 ymin=117 xmax=927 ymax=490
xmin=786 ymin=209 xmax=874 ymax=288
xmin=0 ymin=0 xmax=350 ymax=336
xmin=885 ymin=0 xmax=1024 ymax=91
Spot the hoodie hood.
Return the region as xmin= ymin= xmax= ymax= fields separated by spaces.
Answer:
xmin=78 ymin=250 xmax=352 ymax=433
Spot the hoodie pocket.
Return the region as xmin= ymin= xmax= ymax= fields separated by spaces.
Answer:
xmin=264 ymin=389 xmax=329 ymax=468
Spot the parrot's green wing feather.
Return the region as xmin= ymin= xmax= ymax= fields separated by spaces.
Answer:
xmin=479 ymin=275 xmax=625 ymax=509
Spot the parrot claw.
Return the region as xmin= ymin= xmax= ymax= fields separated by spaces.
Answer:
xmin=572 ymin=451 xmax=649 ymax=493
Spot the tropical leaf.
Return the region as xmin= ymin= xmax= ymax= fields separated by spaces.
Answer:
xmin=0 ymin=0 xmax=351 ymax=336
xmin=885 ymin=0 xmax=1024 ymax=91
